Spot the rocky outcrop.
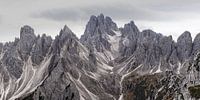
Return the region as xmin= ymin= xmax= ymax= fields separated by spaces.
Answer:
xmin=177 ymin=31 xmax=192 ymax=62
xmin=31 ymin=34 xmax=52 ymax=65
xmin=80 ymin=14 xmax=120 ymax=62
xmin=192 ymin=33 xmax=200 ymax=56
xmin=19 ymin=25 xmax=37 ymax=60
xmin=119 ymin=21 xmax=140 ymax=57
xmin=121 ymin=71 xmax=183 ymax=100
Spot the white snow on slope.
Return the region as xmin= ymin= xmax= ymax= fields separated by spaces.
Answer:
xmin=99 ymin=62 xmax=113 ymax=71
xmin=95 ymin=49 xmax=114 ymax=63
xmin=177 ymin=62 xmax=182 ymax=74
xmin=67 ymin=72 xmax=99 ymax=100
xmin=154 ymin=62 xmax=162 ymax=74
xmin=158 ymin=86 xmax=164 ymax=92
xmin=108 ymin=31 xmax=121 ymax=58
xmin=118 ymin=94 xmax=124 ymax=100
xmin=117 ymin=56 xmax=135 ymax=74
xmin=122 ymin=37 xmax=129 ymax=47
xmin=118 ymin=64 xmax=142 ymax=100
xmin=0 ymin=55 xmax=53 ymax=100
xmin=95 ymin=30 xmax=122 ymax=63
xmin=78 ymin=41 xmax=89 ymax=60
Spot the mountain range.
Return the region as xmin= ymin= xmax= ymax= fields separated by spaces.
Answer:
xmin=0 ymin=14 xmax=200 ymax=100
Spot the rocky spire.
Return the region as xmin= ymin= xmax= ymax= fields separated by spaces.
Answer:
xmin=31 ymin=34 xmax=52 ymax=65
xmin=51 ymin=25 xmax=78 ymax=54
xmin=18 ymin=25 xmax=36 ymax=60
xmin=20 ymin=25 xmax=36 ymax=39
xmin=80 ymin=14 xmax=118 ymax=43
xmin=121 ymin=21 xmax=140 ymax=37
xmin=60 ymin=25 xmax=76 ymax=37
xmin=119 ymin=21 xmax=140 ymax=56
xmin=192 ymin=33 xmax=200 ymax=56
xmin=177 ymin=31 xmax=192 ymax=62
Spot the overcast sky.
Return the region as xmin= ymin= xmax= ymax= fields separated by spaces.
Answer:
xmin=1 ymin=0 xmax=200 ymax=42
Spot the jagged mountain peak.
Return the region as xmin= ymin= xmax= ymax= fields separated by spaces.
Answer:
xmin=124 ymin=21 xmax=137 ymax=29
xmin=182 ymin=31 xmax=191 ymax=36
xmin=18 ymin=25 xmax=37 ymax=60
xmin=82 ymin=14 xmax=118 ymax=37
xmin=90 ymin=13 xmax=113 ymax=23
xmin=59 ymin=25 xmax=75 ymax=37
xmin=62 ymin=25 xmax=73 ymax=33
xmin=2 ymin=14 xmax=200 ymax=100
xmin=177 ymin=31 xmax=192 ymax=61
xmin=57 ymin=25 xmax=78 ymax=42
xmin=194 ymin=32 xmax=200 ymax=42
xmin=51 ymin=25 xmax=80 ymax=55
xmin=80 ymin=14 xmax=123 ymax=62
xmin=192 ymin=32 xmax=200 ymax=55
xmin=20 ymin=25 xmax=34 ymax=33
xmin=20 ymin=25 xmax=36 ymax=39
xmin=121 ymin=21 xmax=139 ymax=37
xmin=177 ymin=31 xmax=192 ymax=42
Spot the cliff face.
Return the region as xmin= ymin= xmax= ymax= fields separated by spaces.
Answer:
xmin=0 ymin=14 xmax=200 ymax=100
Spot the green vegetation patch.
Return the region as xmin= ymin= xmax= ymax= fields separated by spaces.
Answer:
xmin=188 ymin=85 xmax=200 ymax=99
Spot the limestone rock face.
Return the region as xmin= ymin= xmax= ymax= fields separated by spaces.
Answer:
xmin=0 ymin=14 xmax=200 ymax=100
xmin=193 ymin=33 xmax=200 ymax=56
xmin=119 ymin=21 xmax=140 ymax=57
xmin=177 ymin=31 xmax=192 ymax=62
xmin=31 ymin=34 xmax=52 ymax=65
xmin=80 ymin=14 xmax=118 ymax=51
xmin=19 ymin=25 xmax=36 ymax=60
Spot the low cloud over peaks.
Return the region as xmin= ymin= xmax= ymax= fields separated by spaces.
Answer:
xmin=30 ymin=4 xmax=184 ymax=22
xmin=31 ymin=9 xmax=83 ymax=21
xmin=1 ymin=0 xmax=200 ymax=41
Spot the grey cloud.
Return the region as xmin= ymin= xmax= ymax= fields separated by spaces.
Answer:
xmin=31 ymin=9 xmax=83 ymax=21
xmin=2 ymin=0 xmax=200 ymax=42
xmin=81 ymin=5 xmax=154 ymax=20
xmin=30 ymin=3 xmax=181 ymax=22
xmin=145 ymin=0 xmax=200 ymax=13
xmin=0 ymin=15 xmax=1 ymax=24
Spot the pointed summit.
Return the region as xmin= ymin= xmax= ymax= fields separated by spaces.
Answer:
xmin=119 ymin=21 xmax=140 ymax=56
xmin=59 ymin=25 xmax=77 ymax=40
xmin=192 ymin=32 xmax=200 ymax=55
xmin=97 ymin=13 xmax=105 ymax=21
xmin=121 ymin=21 xmax=139 ymax=37
xmin=80 ymin=14 xmax=118 ymax=43
xmin=177 ymin=31 xmax=191 ymax=41
xmin=18 ymin=25 xmax=36 ymax=60
xmin=82 ymin=14 xmax=118 ymax=37
xmin=20 ymin=25 xmax=35 ymax=39
xmin=63 ymin=25 xmax=73 ymax=34
xmin=177 ymin=31 xmax=192 ymax=61
xmin=80 ymin=14 xmax=121 ymax=61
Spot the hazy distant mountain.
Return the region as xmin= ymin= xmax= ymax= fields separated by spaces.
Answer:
xmin=0 ymin=14 xmax=200 ymax=100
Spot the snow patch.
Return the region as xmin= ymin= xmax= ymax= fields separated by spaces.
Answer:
xmin=100 ymin=62 xmax=113 ymax=71
xmin=6 ymin=55 xmax=53 ymax=100
xmin=118 ymin=94 xmax=124 ymax=100
xmin=177 ymin=62 xmax=182 ymax=74
xmin=96 ymin=49 xmax=114 ymax=62
xmin=119 ymin=64 xmax=142 ymax=100
xmin=154 ymin=62 xmax=162 ymax=74
xmin=107 ymin=30 xmax=121 ymax=58
xmin=117 ymin=56 xmax=135 ymax=74
xmin=114 ymin=30 xmax=121 ymax=36
xmin=158 ymin=86 xmax=164 ymax=92
xmin=67 ymin=73 xmax=99 ymax=100
xmin=122 ymin=37 xmax=129 ymax=47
